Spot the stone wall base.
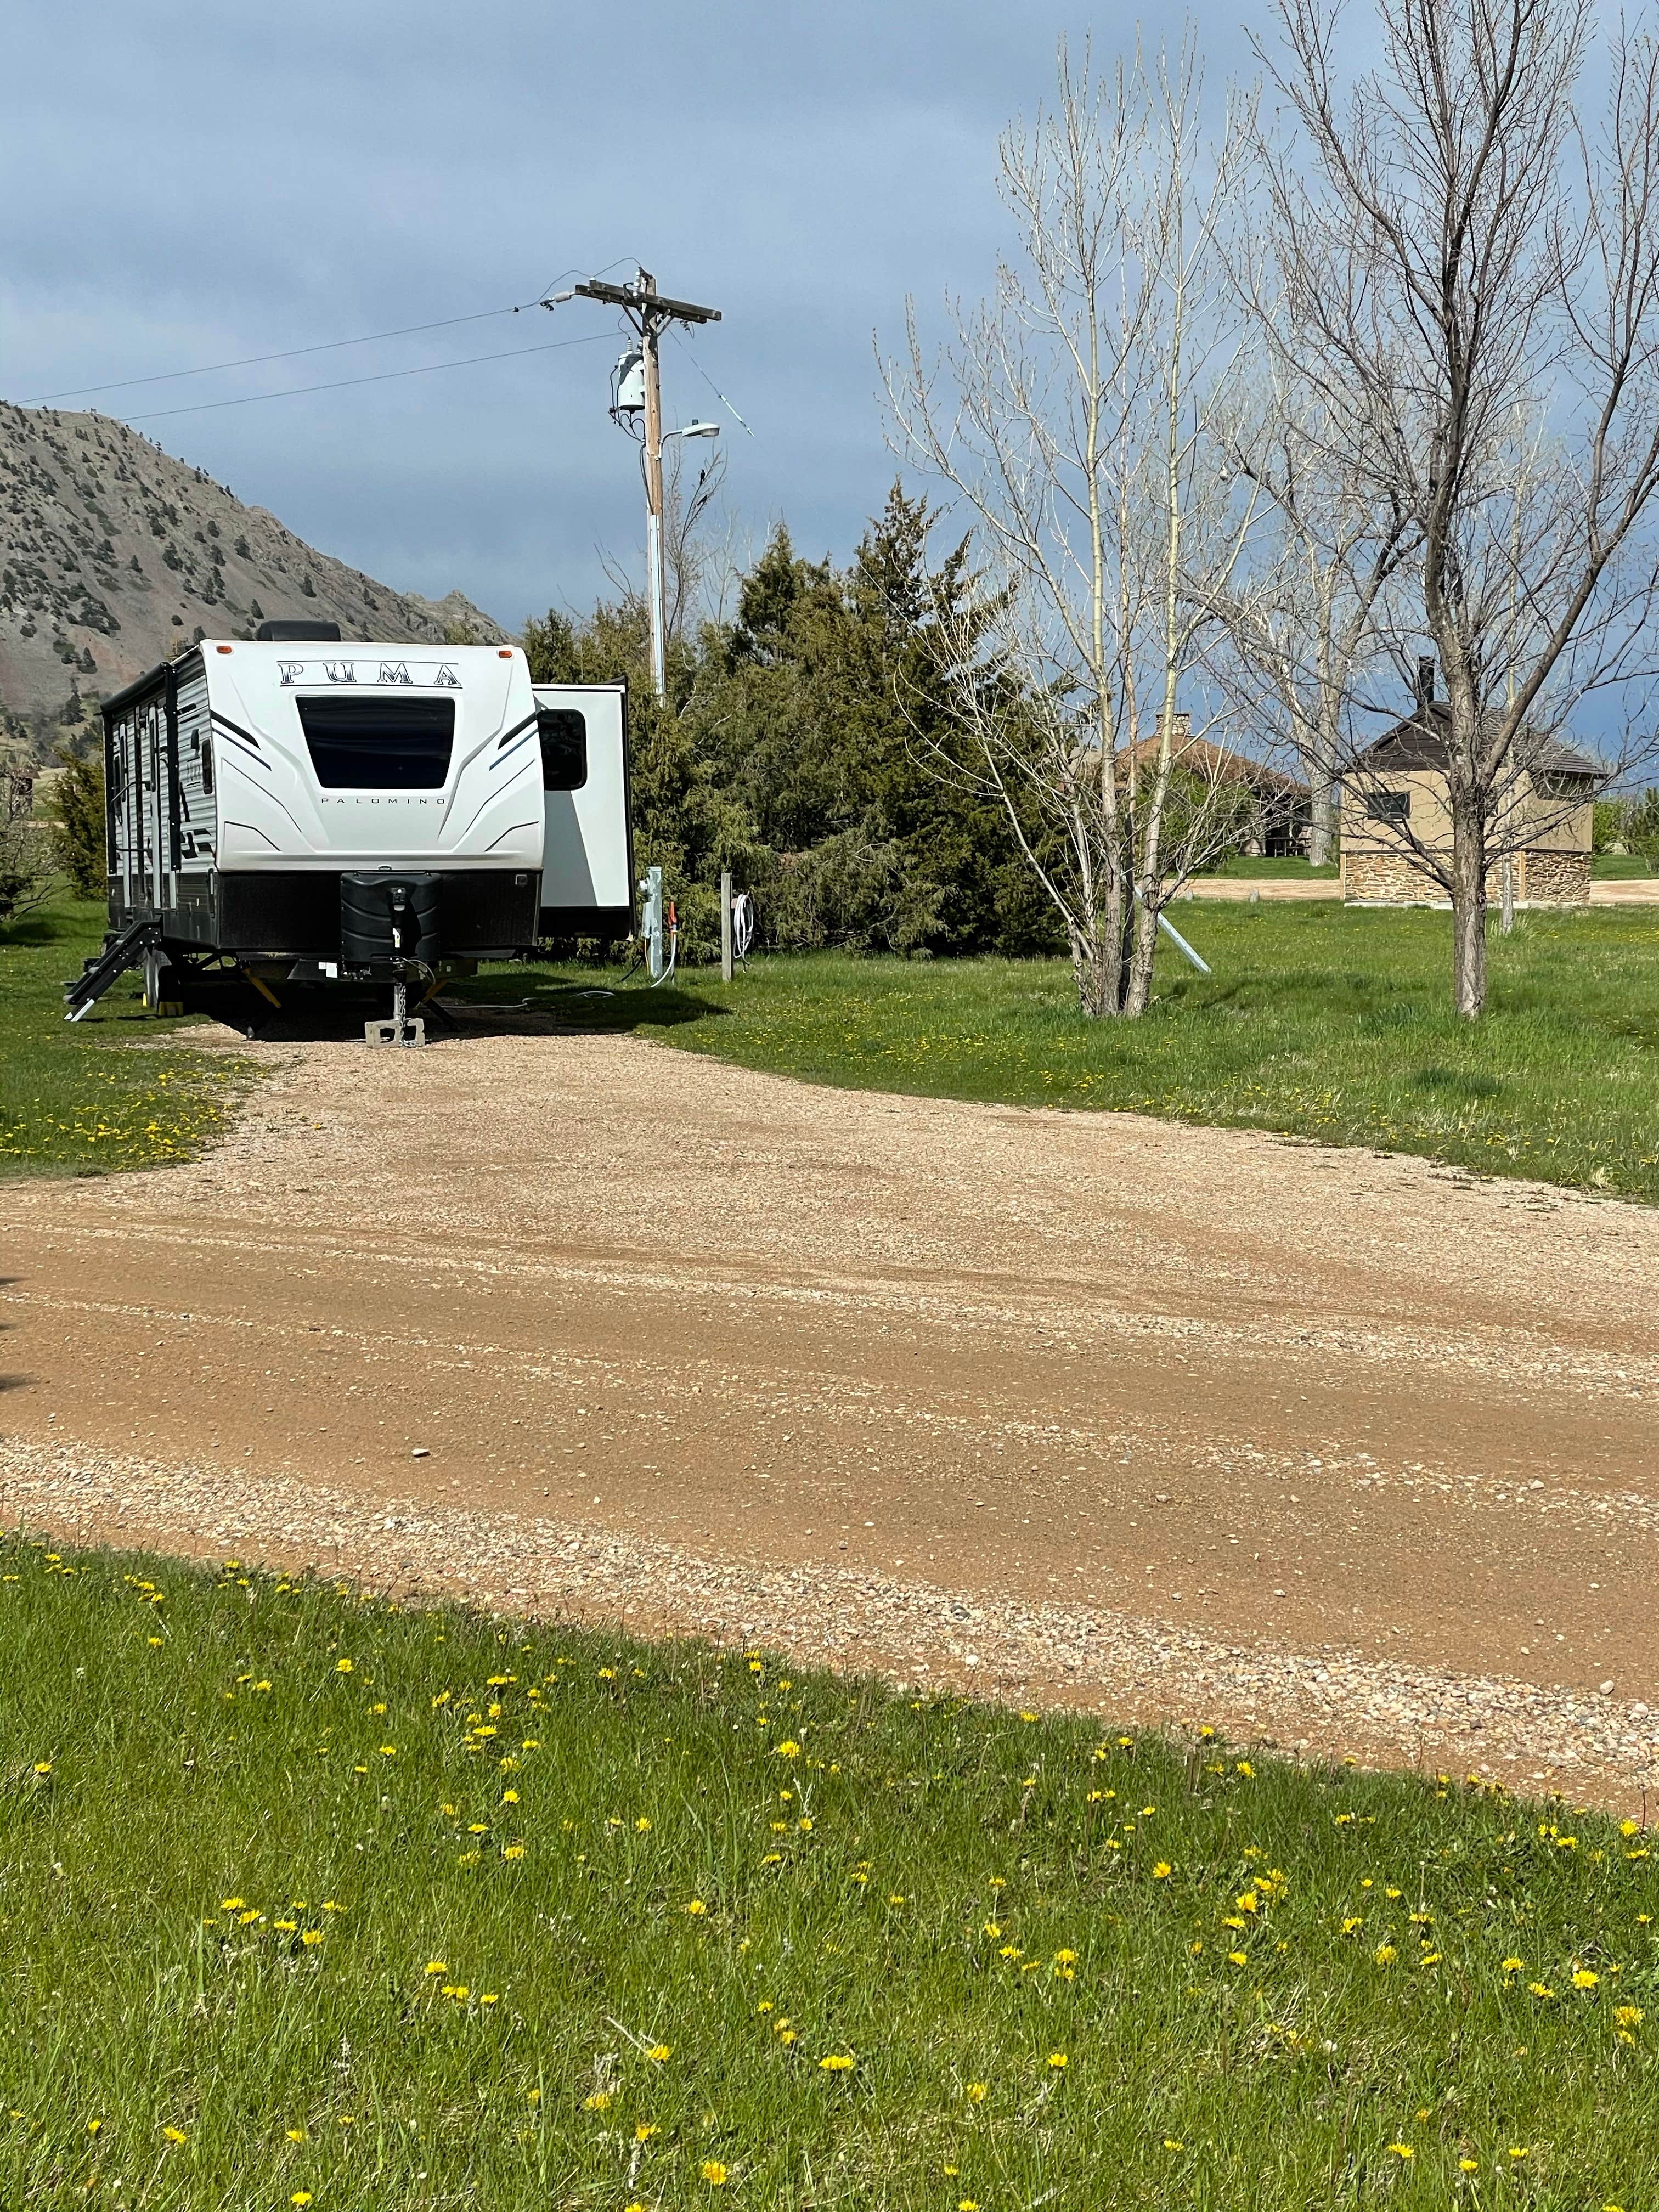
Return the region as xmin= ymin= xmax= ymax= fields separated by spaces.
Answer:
xmin=1342 ymin=849 xmax=1590 ymax=908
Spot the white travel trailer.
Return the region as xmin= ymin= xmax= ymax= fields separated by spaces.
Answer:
xmin=73 ymin=623 xmax=633 ymax=1039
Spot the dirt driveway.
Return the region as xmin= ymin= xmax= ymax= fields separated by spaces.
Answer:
xmin=3 ymin=1030 xmax=1657 ymax=1804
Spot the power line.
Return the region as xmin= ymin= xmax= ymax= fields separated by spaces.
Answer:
xmin=30 ymin=304 xmax=550 ymax=405
xmin=671 ymin=328 xmax=754 ymax=437
xmin=113 ymin=330 xmax=614 ymax=424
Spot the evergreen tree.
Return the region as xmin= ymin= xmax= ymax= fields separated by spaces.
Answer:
xmin=520 ymin=484 xmax=1065 ymax=960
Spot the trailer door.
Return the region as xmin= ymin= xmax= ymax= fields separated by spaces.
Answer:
xmin=106 ymin=693 xmax=159 ymax=912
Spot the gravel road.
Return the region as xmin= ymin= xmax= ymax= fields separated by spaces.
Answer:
xmin=3 ymin=1028 xmax=1656 ymax=1807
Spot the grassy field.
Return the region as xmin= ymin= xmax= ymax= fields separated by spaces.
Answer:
xmin=467 ymin=902 xmax=1659 ymax=1205
xmin=7 ymin=888 xmax=1658 ymax=1204
xmin=2 ymin=1536 xmax=1654 ymax=2211
xmin=1197 ymin=855 xmax=1341 ymax=878
xmin=0 ymin=893 xmax=249 ymax=1178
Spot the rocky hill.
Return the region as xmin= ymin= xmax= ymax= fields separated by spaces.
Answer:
xmin=0 ymin=400 xmax=506 ymax=749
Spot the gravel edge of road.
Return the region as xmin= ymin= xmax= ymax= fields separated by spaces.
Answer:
xmin=6 ymin=1435 xmax=1656 ymax=1809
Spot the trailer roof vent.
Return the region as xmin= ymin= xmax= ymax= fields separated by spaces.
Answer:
xmin=255 ymin=619 xmax=342 ymax=642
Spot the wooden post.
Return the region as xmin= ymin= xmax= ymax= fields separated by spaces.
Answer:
xmin=720 ymin=868 xmax=733 ymax=982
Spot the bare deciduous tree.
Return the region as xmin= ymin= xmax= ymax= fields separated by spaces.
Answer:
xmin=885 ymin=40 xmax=1257 ymax=1017
xmin=1205 ymin=366 xmax=1410 ymax=864
xmin=1259 ymin=0 xmax=1659 ymax=1015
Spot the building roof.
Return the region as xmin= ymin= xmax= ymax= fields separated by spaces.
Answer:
xmin=1358 ymin=699 xmax=1599 ymax=778
xmin=1124 ymin=729 xmax=1311 ymax=799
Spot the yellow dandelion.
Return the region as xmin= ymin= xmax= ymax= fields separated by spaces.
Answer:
xmin=1387 ymin=2143 xmax=1413 ymax=2160
xmin=684 ymin=1899 xmax=707 ymax=1915
xmin=1572 ymin=1967 xmax=1599 ymax=1989
xmin=635 ymin=2122 xmax=659 ymax=2142
xmin=583 ymin=2091 xmax=613 ymax=2112
xmin=775 ymin=1740 xmax=801 ymax=1758
xmin=1153 ymin=1861 xmax=1172 ymax=1879
xmin=1047 ymin=2051 xmax=1068 ymax=2069
xmin=646 ymin=2044 xmax=673 ymax=2062
xmin=701 ymin=2159 xmax=728 ymax=2185
xmin=819 ymin=2053 xmax=855 ymax=2072
xmin=967 ymin=2081 xmax=988 ymax=2101
xmin=162 ymin=2126 xmax=188 ymax=2144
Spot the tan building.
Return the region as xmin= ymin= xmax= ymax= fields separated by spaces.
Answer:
xmin=1340 ymin=681 xmax=1596 ymax=907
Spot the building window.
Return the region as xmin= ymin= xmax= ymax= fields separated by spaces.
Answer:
xmin=1365 ymin=788 xmax=1410 ymax=822
xmin=537 ymin=708 xmax=588 ymax=791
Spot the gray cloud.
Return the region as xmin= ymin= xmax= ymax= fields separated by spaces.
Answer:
xmin=3 ymin=0 xmax=1258 ymax=628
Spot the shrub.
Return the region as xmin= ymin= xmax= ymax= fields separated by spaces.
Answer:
xmin=46 ymin=743 xmax=107 ymax=899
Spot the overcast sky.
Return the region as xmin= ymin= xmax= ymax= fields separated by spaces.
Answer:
xmin=2 ymin=0 xmax=1261 ymax=631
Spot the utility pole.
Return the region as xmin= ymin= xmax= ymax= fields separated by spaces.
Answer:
xmin=564 ymin=268 xmax=722 ymax=701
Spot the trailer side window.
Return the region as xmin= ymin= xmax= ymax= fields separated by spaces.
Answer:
xmin=297 ymin=697 xmax=455 ymax=788
xmin=200 ymin=737 xmax=214 ymax=796
xmin=537 ymin=708 xmax=588 ymax=791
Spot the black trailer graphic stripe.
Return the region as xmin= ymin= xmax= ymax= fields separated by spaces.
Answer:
xmin=211 ymin=712 xmax=272 ymax=771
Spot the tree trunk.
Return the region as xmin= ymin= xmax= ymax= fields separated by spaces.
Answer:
xmin=1449 ymin=788 xmax=1488 ymax=1019
xmin=1124 ymin=891 xmax=1160 ymax=1014
xmin=1069 ymin=872 xmax=1135 ymax=1017
xmin=1070 ymin=924 xmax=1118 ymax=1017
xmin=1307 ymin=762 xmax=1336 ymax=866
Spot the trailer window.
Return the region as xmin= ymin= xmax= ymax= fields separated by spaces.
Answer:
xmin=297 ymin=697 xmax=455 ymax=788
xmin=537 ymin=708 xmax=588 ymax=791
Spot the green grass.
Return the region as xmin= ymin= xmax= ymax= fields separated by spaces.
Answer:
xmin=9 ymin=891 xmax=1658 ymax=1207
xmin=1593 ymin=854 xmax=1657 ymax=878
xmin=466 ymin=903 xmax=1659 ymax=1204
xmin=1 ymin=1537 xmax=1653 ymax=2210
xmin=1195 ymin=854 xmax=1341 ymax=878
xmin=0 ymin=893 xmax=250 ymax=1178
